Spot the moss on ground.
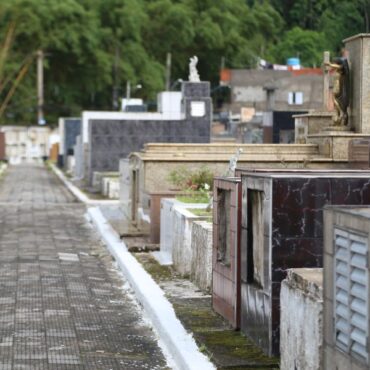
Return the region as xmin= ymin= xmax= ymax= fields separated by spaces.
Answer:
xmin=200 ymin=331 xmax=278 ymax=364
xmin=132 ymin=252 xmax=280 ymax=369
xmin=172 ymin=301 xmax=227 ymax=332
xmin=172 ymin=299 xmax=279 ymax=368
xmin=133 ymin=253 xmax=176 ymax=281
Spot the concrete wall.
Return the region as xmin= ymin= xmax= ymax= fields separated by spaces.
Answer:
xmin=1 ymin=126 xmax=51 ymax=164
xmin=280 ymin=268 xmax=323 ymax=370
xmin=172 ymin=205 xmax=209 ymax=277
xmin=66 ymin=155 xmax=75 ymax=174
xmin=102 ymin=177 xmax=119 ymax=199
xmin=154 ymin=198 xmax=207 ymax=266
xmin=172 ymin=206 xmax=193 ymax=276
xmin=73 ymin=135 xmax=84 ymax=179
xmin=119 ymin=159 xmax=131 ymax=218
xmin=344 ymin=34 xmax=370 ymax=134
xmin=230 ymin=69 xmax=323 ymax=114
xmin=92 ymin=171 xmax=119 ymax=192
xmin=143 ymin=161 xmax=229 ymax=194
xmin=155 ymin=198 xmax=179 ymax=265
xmin=190 ymin=221 xmax=212 ymax=292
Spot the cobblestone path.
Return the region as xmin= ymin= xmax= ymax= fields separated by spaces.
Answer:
xmin=0 ymin=165 xmax=169 ymax=370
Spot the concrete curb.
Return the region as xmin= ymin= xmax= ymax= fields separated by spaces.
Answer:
xmin=50 ymin=163 xmax=119 ymax=206
xmin=87 ymin=206 xmax=215 ymax=370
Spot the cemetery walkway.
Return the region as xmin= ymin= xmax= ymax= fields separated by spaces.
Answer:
xmin=0 ymin=164 xmax=169 ymax=370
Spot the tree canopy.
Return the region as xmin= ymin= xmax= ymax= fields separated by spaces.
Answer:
xmin=0 ymin=0 xmax=369 ymax=124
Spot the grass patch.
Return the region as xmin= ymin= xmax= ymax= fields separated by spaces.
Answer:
xmin=176 ymin=194 xmax=209 ymax=203
xmin=188 ymin=208 xmax=212 ymax=217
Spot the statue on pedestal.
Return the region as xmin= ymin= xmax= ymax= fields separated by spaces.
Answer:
xmin=189 ymin=56 xmax=200 ymax=82
xmin=325 ymin=57 xmax=350 ymax=127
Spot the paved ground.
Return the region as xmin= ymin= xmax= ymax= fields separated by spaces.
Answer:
xmin=0 ymin=164 xmax=169 ymax=370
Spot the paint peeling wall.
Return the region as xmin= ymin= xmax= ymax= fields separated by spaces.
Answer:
xmin=172 ymin=206 xmax=210 ymax=277
xmin=191 ymin=221 xmax=213 ymax=292
xmin=280 ymin=269 xmax=323 ymax=370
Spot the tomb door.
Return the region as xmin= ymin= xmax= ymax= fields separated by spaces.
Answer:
xmin=241 ymin=188 xmax=267 ymax=336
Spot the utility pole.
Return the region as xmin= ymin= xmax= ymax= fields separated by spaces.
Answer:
xmin=165 ymin=52 xmax=172 ymax=91
xmin=220 ymin=56 xmax=225 ymax=71
xmin=36 ymin=50 xmax=45 ymax=125
xmin=126 ymin=81 xmax=131 ymax=101
xmin=112 ymin=45 xmax=120 ymax=110
xmin=220 ymin=56 xmax=225 ymax=85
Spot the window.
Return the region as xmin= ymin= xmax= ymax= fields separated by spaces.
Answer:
xmin=334 ymin=228 xmax=369 ymax=364
xmin=288 ymin=92 xmax=303 ymax=105
xmin=217 ymin=189 xmax=231 ymax=265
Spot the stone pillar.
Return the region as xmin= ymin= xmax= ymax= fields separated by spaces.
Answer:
xmin=344 ymin=34 xmax=370 ymax=134
xmin=262 ymin=111 xmax=273 ymax=143
xmin=323 ymin=51 xmax=331 ymax=111
xmin=262 ymin=86 xmax=276 ymax=143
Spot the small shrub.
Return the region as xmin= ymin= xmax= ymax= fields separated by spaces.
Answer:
xmin=168 ymin=166 xmax=214 ymax=191
xmin=167 ymin=166 xmax=191 ymax=190
xmin=168 ymin=166 xmax=213 ymax=204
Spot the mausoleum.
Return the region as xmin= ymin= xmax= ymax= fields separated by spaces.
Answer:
xmin=74 ymin=81 xmax=212 ymax=185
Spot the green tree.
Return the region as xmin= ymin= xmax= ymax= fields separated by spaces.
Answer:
xmin=0 ymin=0 xmax=108 ymax=124
xmin=98 ymin=0 xmax=164 ymax=102
xmin=270 ymin=0 xmax=330 ymax=30
xmin=1 ymin=0 xmax=369 ymax=126
xmin=143 ymin=0 xmax=276 ymax=83
xmin=245 ymin=1 xmax=285 ymax=62
xmin=270 ymin=27 xmax=326 ymax=67
xmin=288 ymin=0 xmax=331 ymax=30
xmin=320 ymin=1 xmax=365 ymax=53
xmin=143 ymin=0 xmax=195 ymax=68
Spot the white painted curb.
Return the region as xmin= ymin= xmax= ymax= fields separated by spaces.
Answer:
xmin=50 ymin=163 xmax=119 ymax=206
xmin=87 ymin=206 xmax=215 ymax=370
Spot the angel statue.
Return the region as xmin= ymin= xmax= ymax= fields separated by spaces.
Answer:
xmin=189 ymin=56 xmax=200 ymax=82
xmin=325 ymin=57 xmax=350 ymax=127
